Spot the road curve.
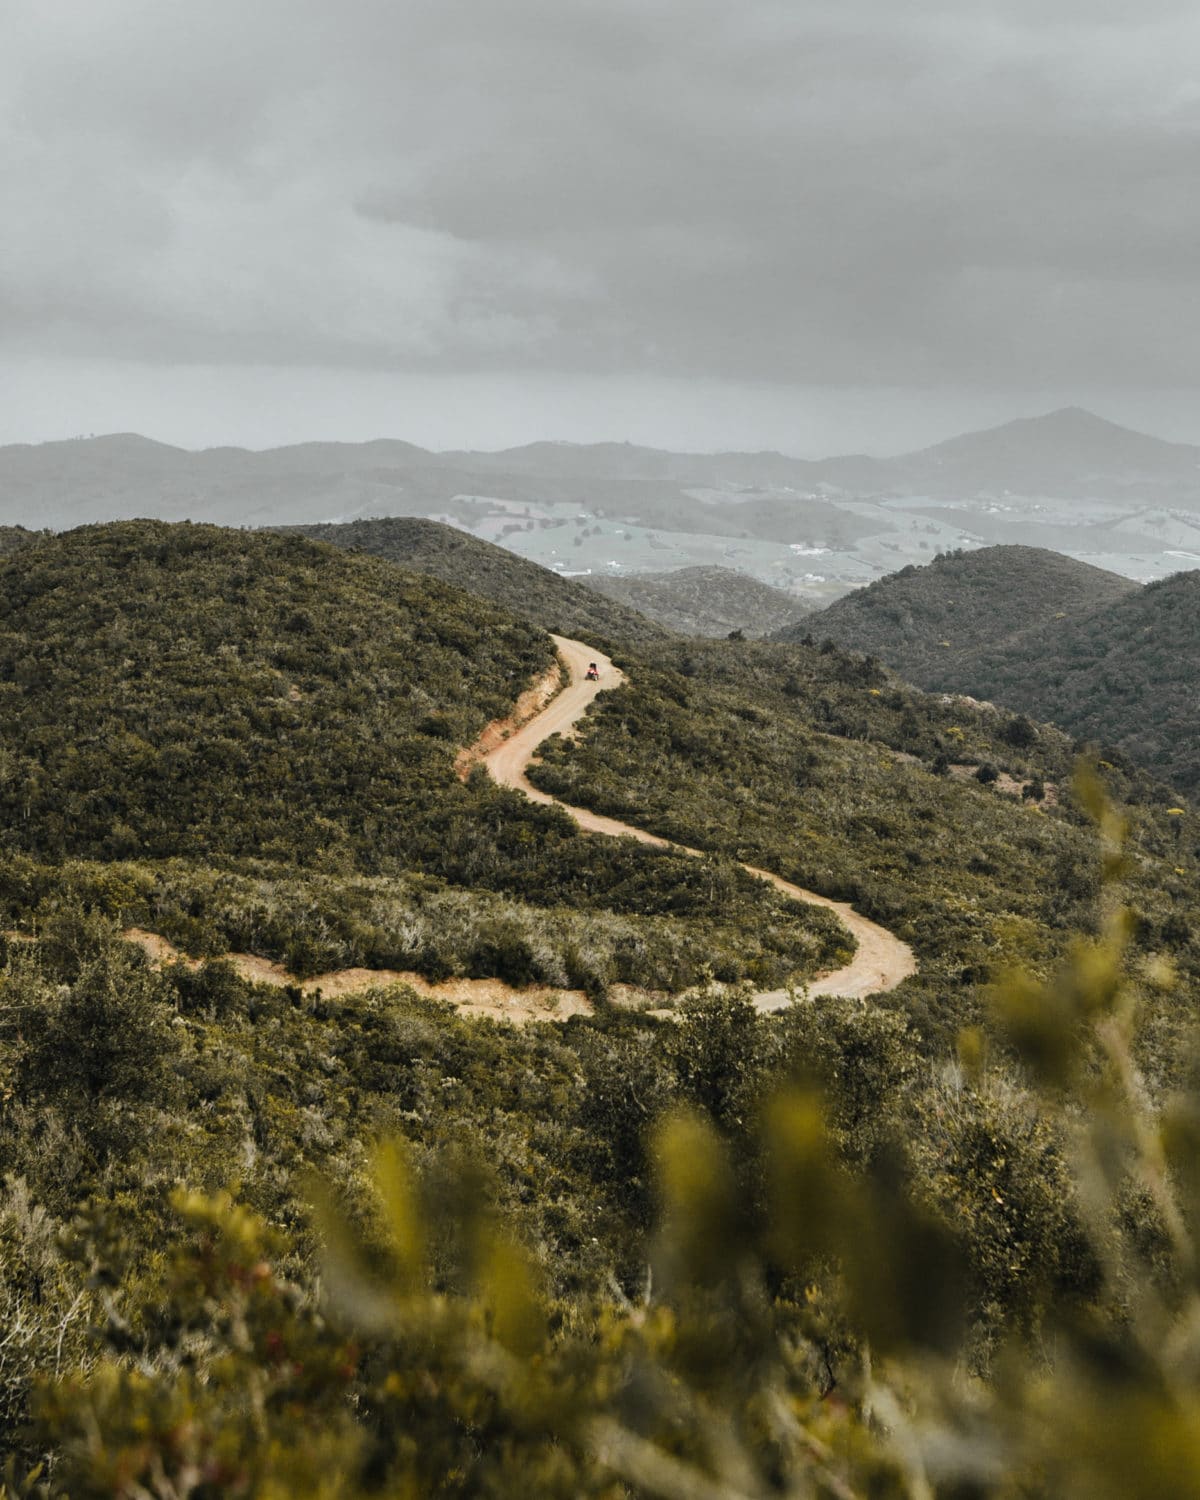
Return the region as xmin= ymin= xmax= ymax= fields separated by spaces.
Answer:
xmin=482 ymin=635 xmax=917 ymax=1011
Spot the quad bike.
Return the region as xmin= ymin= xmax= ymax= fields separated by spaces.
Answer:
xmin=585 ymin=664 xmax=600 ymax=682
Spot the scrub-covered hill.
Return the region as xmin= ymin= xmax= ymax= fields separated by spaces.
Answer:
xmin=0 ymin=521 xmax=553 ymax=868
xmin=0 ymin=525 xmax=43 ymax=555
xmin=948 ymin=568 xmax=1200 ymax=795
xmin=0 ymin=520 xmax=842 ymax=996
xmin=285 ymin=516 xmax=667 ymax=644
xmin=786 ymin=545 xmax=1138 ymax=681
xmin=584 ymin=564 xmax=812 ymax=637
xmin=529 ymin=633 xmax=1200 ymax=1057
xmin=5 ymin=530 xmax=1200 ymax=1496
xmin=789 ymin=545 xmax=1200 ymax=795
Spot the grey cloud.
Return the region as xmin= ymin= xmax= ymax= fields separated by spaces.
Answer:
xmin=5 ymin=0 xmax=1200 ymax=389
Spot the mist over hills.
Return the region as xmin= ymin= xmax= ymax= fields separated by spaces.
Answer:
xmin=4 ymin=407 xmax=1200 ymax=601
xmin=7 ymin=407 xmax=1199 ymax=522
xmin=440 ymin=407 xmax=1200 ymax=502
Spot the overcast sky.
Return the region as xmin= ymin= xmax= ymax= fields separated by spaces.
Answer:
xmin=4 ymin=0 xmax=1200 ymax=453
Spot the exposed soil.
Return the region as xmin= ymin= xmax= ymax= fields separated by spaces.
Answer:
xmin=947 ymin=764 xmax=1059 ymax=806
xmin=121 ymin=928 xmax=593 ymax=1023
xmin=454 ymin=660 xmax=564 ymax=778
xmin=482 ymin=635 xmax=917 ymax=1011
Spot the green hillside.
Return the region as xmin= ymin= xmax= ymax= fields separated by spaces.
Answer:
xmin=0 ymin=521 xmax=840 ymax=995
xmin=792 ymin=546 xmax=1200 ymax=795
xmin=0 ymin=521 xmax=552 ymax=868
xmin=788 ymin=544 xmax=1138 ymax=679
xmin=946 ymin=568 xmax=1200 ymax=794
xmin=584 ymin=564 xmax=812 ymax=637
xmin=0 ymin=525 xmax=43 ymax=556
xmin=529 ymin=634 xmax=1200 ymax=1049
xmin=284 ymin=516 xmax=668 ymax=643
xmin=4 ymin=526 xmax=1200 ymax=1494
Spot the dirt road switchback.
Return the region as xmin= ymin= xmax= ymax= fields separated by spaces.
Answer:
xmin=481 ymin=635 xmax=917 ymax=1011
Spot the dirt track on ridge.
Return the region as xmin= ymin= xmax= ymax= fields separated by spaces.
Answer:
xmin=120 ymin=636 xmax=915 ymax=1018
xmin=483 ymin=635 xmax=917 ymax=1011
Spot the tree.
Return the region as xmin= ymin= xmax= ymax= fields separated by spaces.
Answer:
xmin=1002 ymin=714 xmax=1039 ymax=748
xmin=14 ymin=945 xmax=180 ymax=1158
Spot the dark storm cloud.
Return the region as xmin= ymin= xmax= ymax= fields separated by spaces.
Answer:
xmin=5 ymin=0 xmax=1200 ymax=387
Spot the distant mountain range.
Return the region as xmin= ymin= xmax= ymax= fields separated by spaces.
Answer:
xmin=4 ymin=408 xmax=1200 ymax=535
xmin=791 ymin=544 xmax=1200 ymax=795
xmin=442 ymin=407 xmax=1200 ymax=503
xmin=6 ymin=408 xmax=1200 ymax=606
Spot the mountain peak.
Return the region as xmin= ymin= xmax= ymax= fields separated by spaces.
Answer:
xmin=1022 ymin=406 xmax=1139 ymax=436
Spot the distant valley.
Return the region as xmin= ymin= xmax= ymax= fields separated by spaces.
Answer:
xmin=6 ymin=406 xmax=1200 ymax=606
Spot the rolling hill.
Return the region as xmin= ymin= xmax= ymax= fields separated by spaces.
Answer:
xmin=583 ymin=565 xmax=813 ymax=637
xmin=5 ymin=519 xmax=1200 ymax=1495
xmin=0 ymin=521 xmax=553 ymax=868
xmin=788 ymin=545 xmax=1200 ymax=794
xmin=283 ymin=516 xmax=667 ymax=643
xmin=943 ymin=569 xmax=1200 ymax=795
xmin=785 ymin=545 xmax=1139 ymax=680
xmin=0 ymin=519 xmax=835 ymax=996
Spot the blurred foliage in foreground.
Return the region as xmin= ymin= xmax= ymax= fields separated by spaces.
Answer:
xmin=7 ymin=775 xmax=1200 ymax=1497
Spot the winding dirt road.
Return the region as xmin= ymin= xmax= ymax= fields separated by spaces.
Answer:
xmin=122 ymin=637 xmax=914 ymax=1018
xmin=483 ymin=635 xmax=917 ymax=1011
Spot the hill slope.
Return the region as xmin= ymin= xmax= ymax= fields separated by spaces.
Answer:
xmin=525 ymin=631 xmax=1200 ymax=1052
xmin=790 ymin=546 xmax=1200 ymax=794
xmin=0 ymin=520 xmax=839 ymax=995
xmin=284 ymin=517 xmax=667 ymax=644
xmin=0 ymin=525 xmax=43 ymax=555
xmin=946 ymin=569 xmax=1200 ymax=794
xmin=787 ymin=546 xmax=1138 ymax=680
xmin=0 ymin=521 xmax=553 ymax=867
xmin=584 ymin=565 xmax=812 ymax=637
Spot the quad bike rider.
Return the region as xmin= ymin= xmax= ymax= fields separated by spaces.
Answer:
xmin=585 ymin=662 xmax=600 ymax=681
